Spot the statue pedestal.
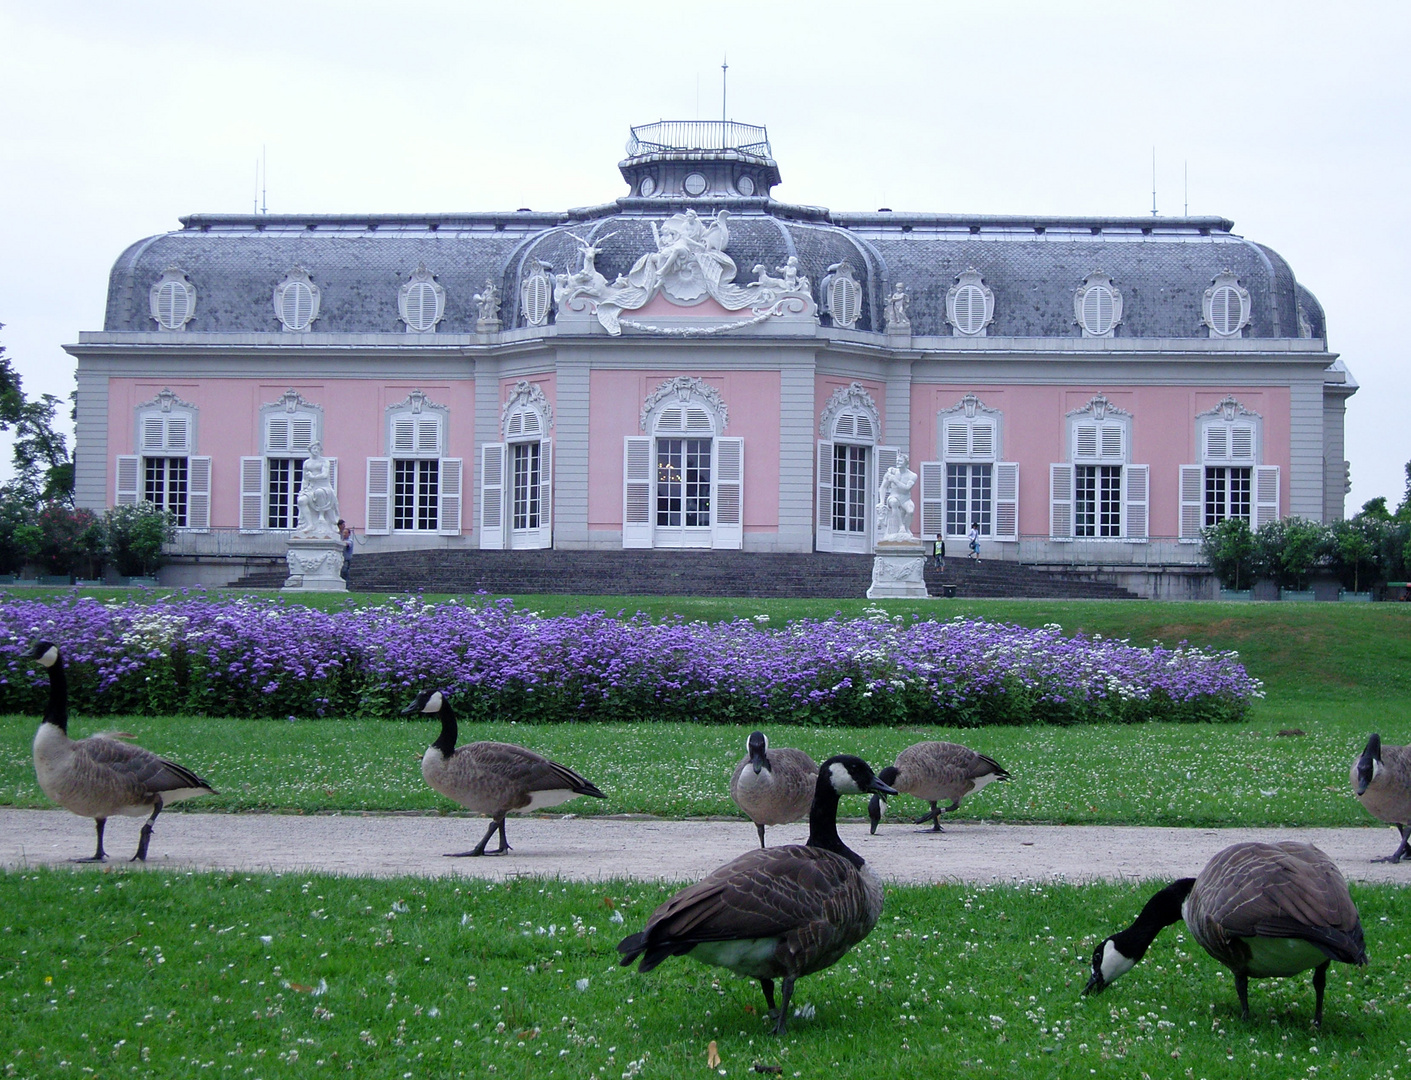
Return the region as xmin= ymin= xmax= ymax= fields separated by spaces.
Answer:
xmin=866 ymin=538 xmax=929 ymax=600
xmin=282 ymin=537 xmax=346 ymax=593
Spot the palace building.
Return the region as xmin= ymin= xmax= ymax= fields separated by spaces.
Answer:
xmin=67 ymin=121 xmax=1355 ymax=595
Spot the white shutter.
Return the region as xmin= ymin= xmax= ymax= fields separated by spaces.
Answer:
xmin=712 ymin=437 xmax=744 ymax=550
xmin=1205 ymin=425 xmax=1228 ymax=461
xmin=166 ymin=416 xmax=189 ymax=452
xmin=438 ymin=458 xmax=463 ymax=535
xmin=328 ymin=458 xmax=338 ymax=501
xmin=815 ymin=440 xmax=835 ymax=552
xmin=187 ymin=456 xmax=212 ymax=532
xmin=116 ymin=455 xmax=140 ymax=506
xmin=240 ymin=457 xmax=264 ymax=532
xmin=267 ymin=417 xmax=290 ymax=453
xmin=1050 ymin=463 xmax=1073 ymax=539
xmin=142 ymin=416 xmax=165 ymax=451
xmin=1124 ymin=464 xmax=1149 ymax=540
xmin=623 ymin=436 xmax=653 ymax=548
xmin=1255 ymin=465 xmax=1280 ymax=529
xmin=1100 ymin=424 xmax=1123 ymax=460
xmin=945 ymin=420 xmax=969 ymax=459
xmin=994 ymin=462 xmax=1019 ymax=541
xmin=417 ymin=419 xmax=440 ymax=453
xmin=392 ymin=419 xmax=415 ymax=454
xmin=874 ymin=445 xmax=900 ymax=547
xmin=1179 ymin=465 xmax=1204 ymax=541
xmin=479 ymin=442 xmax=506 ymax=549
xmin=536 ymin=438 xmax=553 ymax=548
xmin=1075 ymin=424 xmax=1098 ymax=459
xmin=365 ymin=458 xmax=392 ymax=535
xmin=919 ymin=461 xmax=945 ymax=539
xmin=1231 ymin=425 xmax=1254 ymax=462
xmin=291 ymin=417 xmax=315 ymax=453
xmin=971 ymin=422 xmax=994 ymax=460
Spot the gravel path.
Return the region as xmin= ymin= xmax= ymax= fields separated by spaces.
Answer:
xmin=3 ymin=808 xmax=1409 ymax=885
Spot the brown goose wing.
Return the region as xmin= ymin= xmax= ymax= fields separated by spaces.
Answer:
xmin=621 ymin=846 xmax=861 ymax=970
xmin=462 ymin=742 xmax=604 ymax=798
xmin=76 ymin=734 xmax=213 ymax=794
xmin=1189 ymin=842 xmax=1366 ymax=965
xmin=897 ymin=741 xmax=1003 ymax=802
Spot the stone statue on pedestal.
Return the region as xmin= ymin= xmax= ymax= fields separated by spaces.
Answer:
xmin=877 ymin=453 xmax=918 ymax=541
xmin=293 ymin=443 xmax=340 ymax=540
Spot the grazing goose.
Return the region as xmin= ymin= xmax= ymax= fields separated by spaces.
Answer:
xmin=404 ymin=689 xmax=606 ymax=857
xmin=867 ymin=740 xmax=1009 ymax=834
xmin=1084 ymin=841 xmax=1366 ymax=1025
xmin=1352 ymin=733 xmax=1411 ymax=862
xmin=618 ymin=754 xmax=897 ymax=1035
xmin=29 ymin=640 xmax=214 ymax=862
xmin=729 ymin=731 xmax=818 ymax=848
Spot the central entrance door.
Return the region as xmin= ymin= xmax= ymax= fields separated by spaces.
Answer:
xmin=654 ymin=436 xmax=713 ymax=548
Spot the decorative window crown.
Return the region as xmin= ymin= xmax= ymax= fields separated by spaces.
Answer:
xmin=1074 ymin=273 xmax=1122 ymax=338
xmin=261 ymin=390 xmax=322 ymax=454
xmin=819 ymin=382 xmax=880 ymax=441
xmin=946 ymin=269 xmax=994 ymax=337
xmin=939 ymin=394 xmax=1001 ymax=461
xmin=149 ymin=267 xmax=196 ymax=331
xmin=502 ymin=381 xmax=554 ymax=440
xmin=822 ymin=263 xmax=863 ymax=330
xmin=136 ymin=388 xmax=197 ymax=453
xmin=640 ymin=376 xmax=728 ymax=434
xmin=1197 ymin=395 xmax=1261 ymax=463
xmin=399 ymin=264 xmax=445 ymax=333
xmin=385 ymin=390 xmax=447 ymax=456
xmin=1067 ymin=394 xmax=1131 ymax=462
xmin=1203 ymin=271 xmax=1252 ymax=338
xmin=274 ymin=268 xmax=321 ymax=332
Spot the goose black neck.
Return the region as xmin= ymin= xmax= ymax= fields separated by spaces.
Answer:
xmin=431 ymin=702 xmax=458 ymax=758
xmin=1114 ymin=878 xmax=1194 ymax=962
xmin=43 ymin=651 xmax=68 ymax=733
xmin=806 ymin=772 xmax=863 ymax=869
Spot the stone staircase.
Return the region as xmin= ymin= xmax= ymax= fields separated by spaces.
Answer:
xmin=227 ymin=548 xmax=1141 ymax=600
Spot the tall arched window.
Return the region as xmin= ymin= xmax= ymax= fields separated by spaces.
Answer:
xmin=1050 ymin=395 xmax=1147 ymax=540
xmin=116 ymin=388 xmax=210 ymax=531
xmin=365 ymin=390 xmax=461 ymax=536
xmin=623 ymin=377 xmax=742 ymax=550
xmin=480 ymin=381 xmax=553 ymax=550
xmin=816 ymin=383 xmax=894 ymax=553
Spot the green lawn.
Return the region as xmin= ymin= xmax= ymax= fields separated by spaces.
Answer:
xmin=3 ymin=598 xmax=1408 ymax=826
xmin=3 ymin=868 xmax=1407 ymax=1080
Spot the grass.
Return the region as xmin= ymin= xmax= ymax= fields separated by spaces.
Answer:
xmin=4 ymin=867 xmax=1409 ymax=1080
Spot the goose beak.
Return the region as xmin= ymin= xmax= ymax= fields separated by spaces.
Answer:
xmin=400 ymin=698 xmax=424 ymax=716
xmin=1083 ymin=969 xmax=1106 ymax=996
xmin=867 ymin=793 xmax=888 ymax=835
xmin=868 ymin=776 xmax=898 ymax=797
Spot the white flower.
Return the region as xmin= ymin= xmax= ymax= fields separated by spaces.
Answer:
xmin=576 ymin=978 xmax=591 ymax=992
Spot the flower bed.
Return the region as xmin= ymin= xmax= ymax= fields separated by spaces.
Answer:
xmin=0 ymin=594 xmax=1262 ymax=726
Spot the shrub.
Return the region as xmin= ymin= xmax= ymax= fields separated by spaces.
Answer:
xmin=1328 ymin=516 xmax=1383 ymax=592
xmin=102 ymin=502 xmax=174 ymax=576
xmin=0 ymin=594 xmax=1263 ymax=726
xmin=1200 ymin=517 xmax=1256 ymax=590
xmin=31 ymin=503 xmax=103 ymax=577
xmin=1252 ymin=516 xmax=1330 ymax=590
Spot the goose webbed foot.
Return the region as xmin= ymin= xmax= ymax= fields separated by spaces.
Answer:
xmin=77 ymin=818 xmax=108 ymax=862
xmin=913 ymin=803 xmax=946 ymax=832
xmin=446 ymin=816 xmax=509 ymax=858
xmin=1375 ymin=826 xmax=1411 ymax=863
xmin=72 ymin=854 xmax=107 ymax=864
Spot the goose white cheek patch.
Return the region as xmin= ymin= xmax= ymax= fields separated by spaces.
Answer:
xmin=1099 ymin=940 xmax=1136 ymax=985
xmin=424 ymin=691 xmax=443 ymax=714
xmin=39 ymin=646 xmax=59 ymax=668
xmin=829 ymin=761 xmax=857 ymax=793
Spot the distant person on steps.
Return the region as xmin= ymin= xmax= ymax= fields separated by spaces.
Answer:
xmin=968 ymin=522 xmax=981 ymax=562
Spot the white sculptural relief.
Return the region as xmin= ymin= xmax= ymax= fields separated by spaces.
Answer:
xmin=553 ymin=211 xmax=813 ymax=335
xmin=292 ymin=442 xmax=340 ymax=540
xmin=877 ymin=453 xmax=919 ymax=541
xmin=884 ymin=282 xmax=910 ymax=332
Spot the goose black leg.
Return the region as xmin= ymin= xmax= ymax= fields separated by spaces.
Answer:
xmin=446 ymin=816 xmax=503 ymax=858
xmin=1312 ymin=961 xmax=1329 ymax=1027
xmin=755 ymin=822 xmax=767 ymax=849
xmin=75 ymin=818 xmax=108 ymax=863
xmin=492 ymin=816 xmax=512 ymax=855
xmin=1373 ymin=824 xmax=1411 ymax=863
xmin=133 ymin=796 xmax=164 ymax=862
xmin=759 ymin=977 xmax=777 ymax=1017
xmin=913 ymin=802 xmax=946 ymax=832
xmin=1235 ymin=971 xmax=1251 ymax=1020
xmin=773 ymin=976 xmax=796 ymax=1036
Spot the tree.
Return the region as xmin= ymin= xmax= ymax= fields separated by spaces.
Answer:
xmin=1201 ymin=517 xmax=1256 ymax=590
xmin=11 ymin=392 xmax=73 ymax=504
xmin=1328 ymin=516 xmax=1381 ymax=593
xmin=31 ymin=504 xmax=102 ymax=577
xmin=0 ymin=325 xmax=26 ymax=431
xmin=1253 ymin=517 xmax=1331 ymax=590
xmin=103 ymin=503 xmax=175 ymax=577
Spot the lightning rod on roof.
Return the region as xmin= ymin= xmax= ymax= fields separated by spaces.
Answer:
xmin=1151 ymin=147 xmax=1158 ymax=217
xmin=722 ymin=54 xmax=728 ymax=124
xmin=1184 ymin=160 xmax=1189 ymax=217
xmin=261 ymin=145 xmax=268 ymax=215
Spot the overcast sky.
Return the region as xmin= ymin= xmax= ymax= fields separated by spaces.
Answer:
xmin=1 ymin=0 xmax=1407 ymax=511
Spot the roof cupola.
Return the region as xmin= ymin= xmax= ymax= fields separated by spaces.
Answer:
xmin=619 ymin=121 xmax=780 ymax=200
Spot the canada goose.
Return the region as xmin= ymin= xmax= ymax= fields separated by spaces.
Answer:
xmin=1352 ymin=733 xmax=1411 ymax=862
xmin=29 ymin=641 xmax=214 ymax=862
xmin=618 ymin=754 xmax=897 ymax=1035
xmin=1084 ymin=840 xmax=1366 ymax=1025
xmin=404 ymin=689 xmax=606 ymax=856
xmin=867 ymin=741 xmax=1009 ymax=834
xmin=729 ymin=731 xmax=818 ymax=848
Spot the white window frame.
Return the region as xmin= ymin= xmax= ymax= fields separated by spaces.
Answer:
xmin=1202 ymin=272 xmax=1252 ymax=338
xmin=149 ymin=267 xmax=196 ymax=332
xmin=923 ymin=394 xmax=1017 ymax=542
xmin=398 ymin=264 xmax=446 ymax=333
xmin=625 ymin=376 xmax=739 ymax=550
xmin=1051 ymin=394 xmax=1145 ymax=540
xmin=241 ymin=391 xmax=327 ymax=533
xmin=482 ymin=381 xmax=555 ymax=550
xmin=123 ymin=388 xmax=209 ymax=531
xmin=945 ymin=269 xmax=995 ymax=337
xmin=1074 ymin=273 xmax=1123 ymax=338
xmin=1180 ymin=396 xmax=1271 ymax=540
xmin=816 ymin=382 xmax=881 ymax=553
xmin=367 ymin=390 xmax=460 ymax=536
xmin=273 ymin=268 xmax=321 ymax=333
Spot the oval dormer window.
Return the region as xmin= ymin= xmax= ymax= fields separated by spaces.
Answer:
xmin=952 ymin=284 xmax=986 ymax=334
xmin=274 ymin=269 xmax=320 ymax=333
xmin=1074 ymin=273 xmax=1122 ymax=338
xmin=1208 ymin=287 xmax=1245 ymax=335
xmin=149 ymin=268 xmax=196 ymax=331
xmin=683 ymin=172 xmax=708 ymax=196
xmin=736 ymin=174 xmax=755 ymax=196
xmin=639 ymin=176 xmax=657 ymax=197
xmin=402 ymin=282 xmax=439 ymax=332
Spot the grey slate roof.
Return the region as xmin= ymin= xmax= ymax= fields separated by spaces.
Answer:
xmin=104 ymin=201 xmax=1321 ymax=341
